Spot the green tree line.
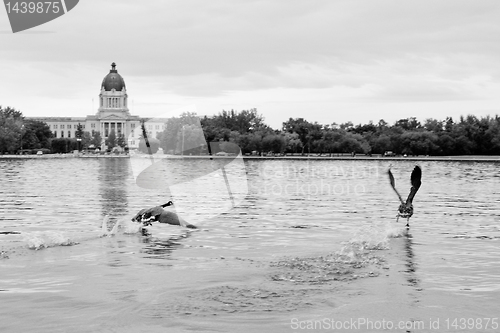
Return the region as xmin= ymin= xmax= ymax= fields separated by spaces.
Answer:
xmin=2 ymin=105 xmax=500 ymax=156
xmin=160 ymin=109 xmax=500 ymax=156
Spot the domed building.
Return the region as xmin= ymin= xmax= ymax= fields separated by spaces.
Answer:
xmin=101 ymin=62 xmax=126 ymax=91
xmin=93 ymin=62 xmax=137 ymax=142
xmin=29 ymin=63 xmax=167 ymax=150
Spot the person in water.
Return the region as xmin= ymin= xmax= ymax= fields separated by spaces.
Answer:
xmin=131 ymin=201 xmax=197 ymax=229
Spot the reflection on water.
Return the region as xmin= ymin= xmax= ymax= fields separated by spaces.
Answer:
xmin=99 ymin=158 xmax=130 ymax=219
xmin=140 ymin=229 xmax=195 ymax=260
xmin=403 ymin=232 xmax=418 ymax=286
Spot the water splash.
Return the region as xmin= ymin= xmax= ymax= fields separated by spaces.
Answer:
xmin=100 ymin=216 xmax=131 ymax=237
xmin=100 ymin=215 xmax=110 ymax=235
xmin=345 ymin=221 xmax=406 ymax=252
xmin=20 ymin=216 xmax=128 ymax=250
xmin=270 ymin=221 xmax=404 ymax=284
xmin=100 ymin=215 xmax=121 ymax=237
xmin=22 ymin=232 xmax=78 ymax=250
xmin=121 ymin=219 xmax=144 ymax=234
xmin=101 ymin=216 xmax=144 ymax=235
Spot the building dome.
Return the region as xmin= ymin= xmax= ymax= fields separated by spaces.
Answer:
xmin=101 ymin=62 xmax=125 ymax=91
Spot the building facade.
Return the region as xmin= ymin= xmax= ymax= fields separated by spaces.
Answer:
xmin=29 ymin=63 xmax=166 ymax=149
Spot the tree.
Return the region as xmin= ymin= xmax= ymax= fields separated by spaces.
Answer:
xmin=160 ymin=113 xmax=201 ymax=154
xmin=394 ymin=117 xmax=421 ymax=131
xmin=81 ymin=131 xmax=92 ymax=150
xmin=423 ymin=118 xmax=443 ymax=132
xmin=303 ymin=122 xmax=323 ymax=153
xmin=219 ymin=141 xmax=241 ymax=154
xmin=163 ymin=107 xmax=500 ymax=156
xmin=317 ymin=129 xmax=341 ymax=155
xmin=211 ymin=108 xmax=265 ymax=134
xmin=176 ymin=123 xmax=206 ymax=154
xmin=138 ymin=137 xmax=160 ymax=154
xmin=236 ymin=133 xmax=252 ymax=154
xmin=451 ymin=118 xmax=476 ymax=154
xmin=261 ymin=133 xmax=286 ymax=154
xmin=282 ymin=118 xmax=317 ymax=154
xmin=247 ymin=132 xmax=264 ymax=155
xmin=444 ymin=117 xmax=454 ymax=132
xmin=484 ymin=116 xmax=500 ymax=154
xmin=0 ymin=117 xmax=21 ymax=153
xmin=75 ymin=123 xmax=84 ymax=139
xmin=338 ymin=132 xmax=370 ymax=154
xmin=370 ymin=134 xmax=392 ymax=154
xmin=116 ymin=134 xmax=126 ymax=148
xmin=200 ymin=116 xmax=219 ymax=143
xmin=0 ymin=106 xmax=23 ymax=153
xmin=0 ymin=105 xmax=23 ymax=120
xmin=436 ymin=133 xmax=455 ymax=155
xmin=339 ymin=121 xmax=354 ymax=130
xmin=377 ymin=119 xmax=388 ymax=132
xmin=51 ymin=138 xmax=76 ymax=153
xmin=386 ymin=126 xmax=404 ymax=153
xmin=284 ymin=132 xmax=302 ymax=154
xmin=106 ymin=129 xmax=116 ymax=149
xmin=90 ymin=130 xmax=102 ymax=148
xmin=21 ymin=128 xmax=40 ymax=150
xmin=22 ymin=119 xmax=52 ymax=149
xmin=352 ymin=121 xmax=377 ymax=135
xmin=400 ymin=131 xmax=439 ymax=155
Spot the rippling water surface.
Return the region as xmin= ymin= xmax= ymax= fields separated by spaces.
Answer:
xmin=1 ymin=157 xmax=499 ymax=332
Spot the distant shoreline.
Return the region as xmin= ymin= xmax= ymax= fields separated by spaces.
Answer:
xmin=1 ymin=154 xmax=500 ymax=162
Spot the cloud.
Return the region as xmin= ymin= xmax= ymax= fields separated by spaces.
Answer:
xmin=1 ymin=0 xmax=500 ymax=127
xmin=3 ymin=1 xmax=499 ymax=71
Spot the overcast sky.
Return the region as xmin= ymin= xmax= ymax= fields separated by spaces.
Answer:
xmin=1 ymin=0 xmax=499 ymax=129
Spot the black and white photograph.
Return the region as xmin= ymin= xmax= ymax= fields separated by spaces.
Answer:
xmin=1 ymin=1 xmax=500 ymax=332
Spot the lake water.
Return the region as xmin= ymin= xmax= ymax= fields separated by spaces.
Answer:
xmin=1 ymin=157 xmax=499 ymax=332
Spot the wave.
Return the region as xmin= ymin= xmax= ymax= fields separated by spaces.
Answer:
xmin=270 ymin=221 xmax=405 ymax=284
xmin=154 ymin=220 xmax=407 ymax=316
